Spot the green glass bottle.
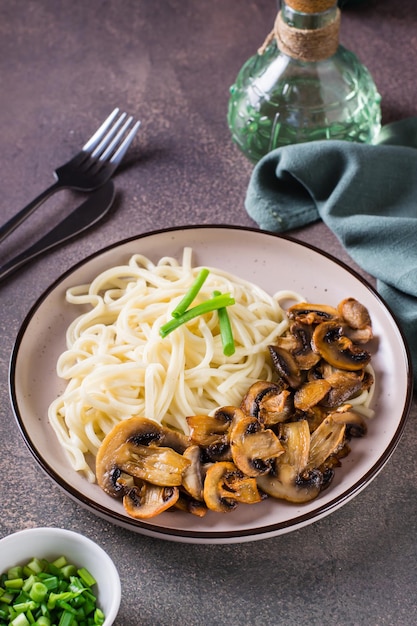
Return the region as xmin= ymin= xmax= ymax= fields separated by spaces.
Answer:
xmin=227 ymin=0 xmax=381 ymax=163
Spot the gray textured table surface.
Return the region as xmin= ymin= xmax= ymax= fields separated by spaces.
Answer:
xmin=1 ymin=1 xmax=416 ymax=625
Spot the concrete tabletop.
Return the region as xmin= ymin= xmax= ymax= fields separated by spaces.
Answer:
xmin=1 ymin=1 xmax=416 ymax=624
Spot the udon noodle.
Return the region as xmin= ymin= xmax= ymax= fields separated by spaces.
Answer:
xmin=48 ymin=248 xmax=303 ymax=482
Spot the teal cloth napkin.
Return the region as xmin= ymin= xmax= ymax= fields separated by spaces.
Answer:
xmin=245 ymin=118 xmax=417 ymax=387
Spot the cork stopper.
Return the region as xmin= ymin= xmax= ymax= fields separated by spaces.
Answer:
xmin=258 ymin=3 xmax=340 ymax=62
xmin=284 ymin=0 xmax=337 ymax=13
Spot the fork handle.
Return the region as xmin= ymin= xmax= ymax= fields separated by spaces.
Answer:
xmin=0 ymin=180 xmax=62 ymax=244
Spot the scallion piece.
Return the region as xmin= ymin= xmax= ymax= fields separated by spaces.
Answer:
xmin=213 ymin=290 xmax=235 ymax=356
xmin=171 ymin=268 xmax=210 ymax=318
xmin=76 ymin=568 xmax=96 ymax=589
xmin=0 ymin=557 xmax=104 ymax=626
xmin=160 ymin=293 xmax=235 ymax=338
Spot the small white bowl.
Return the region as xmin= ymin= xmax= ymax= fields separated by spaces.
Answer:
xmin=0 ymin=527 xmax=121 ymax=625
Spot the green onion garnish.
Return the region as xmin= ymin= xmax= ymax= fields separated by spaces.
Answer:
xmin=171 ymin=268 xmax=210 ymax=318
xmin=160 ymin=293 xmax=235 ymax=338
xmin=0 ymin=556 xmax=104 ymax=626
xmin=213 ymin=290 xmax=235 ymax=356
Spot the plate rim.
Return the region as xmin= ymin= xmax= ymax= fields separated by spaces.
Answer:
xmin=8 ymin=224 xmax=414 ymax=542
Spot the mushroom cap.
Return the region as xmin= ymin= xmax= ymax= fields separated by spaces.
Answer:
xmin=182 ymin=445 xmax=204 ymax=501
xmin=123 ymin=482 xmax=179 ymax=519
xmin=288 ymin=302 xmax=339 ymax=325
xmin=229 ymin=415 xmax=284 ymax=477
xmin=96 ymin=417 xmax=190 ymax=497
xmin=337 ymin=297 xmax=372 ymax=330
xmin=256 ymin=421 xmax=323 ymax=503
xmin=203 ymin=461 xmax=262 ymax=513
xmin=312 ymin=321 xmax=371 ymax=371
xmin=294 ymin=379 xmax=332 ymax=411
xmin=268 ymin=344 xmax=302 ymax=389
xmin=186 ymin=407 xmax=233 ymax=447
xmin=240 ymin=381 xmax=293 ymax=426
xmin=306 ymin=415 xmax=346 ymax=471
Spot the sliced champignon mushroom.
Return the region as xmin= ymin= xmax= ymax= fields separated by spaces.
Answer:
xmin=306 ymin=415 xmax=346 ymax=471
xmin=182 ymin=445 xmax=204 ymax=501
xmin=337 ymin=298 xmax=373 ymax=343
xmin=174 ymin=492 xmax=207 ymax=517
xmin=186 ymin=407 xmax=233 ymax=447
xmin=287 ymin=322 xmax=322 ymax=370
xmin=123 ymin=481 xmax=179 ymax=519
xmin=301 ymin=405 xmax=330 ymax=433
xmin=240 ymin=381 xmax=293 ymax=426
xmin=256 ymin=420 xmax=323 ymax=503
xmin=330 ymin=408 xmax=367 ymax=438
xmin=257 ymin=464 xmax=323 ymax=504
xmin=203 ymin=461 xmax=262 ymax=513
xmin=278 ymin=419 xmax=310 ymax=469
xmin=115 ymin=441 xmax=190 ymax=486
xmin=268 ymin=344 xmax=302 ymax=389
xmin=293 ymin=378 xmax=332 ymax=411
xmin=229 ymin=415 xmax=284 ymax=477
xmin=197 ymin=406 xmax=249 ymax=462
xmin=322 ymin=368 xmax=368 ymax=407
xmin=287 ymin=302 xmax=339 ymax=326
xmin=312 ymin=321 xmax=371 ymax=371
xmin=201 ymin=440 xmax=233 ymax=463
xmin=96 ymin=417 xmax=190 ymax=497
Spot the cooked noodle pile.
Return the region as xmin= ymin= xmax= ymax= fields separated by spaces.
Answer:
xmin=48 ymin=248 xmax=298 ymax=482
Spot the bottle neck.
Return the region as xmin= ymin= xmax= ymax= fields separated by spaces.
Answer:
xmin=281 ymin=0 xmax=338 ymax=30
xmin=275 ymin=0 xmax=340 ymax=62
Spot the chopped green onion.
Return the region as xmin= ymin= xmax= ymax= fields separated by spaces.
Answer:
xmin=57 ymin=609 xmax=74 ymax=626
xmin=160 ymin=293 xmax=235 ymax=338
xmin=25 ymin=560 xmax=43 ymax=576
xmin=213 ymin=291 xmax=235 ymax=356
xmin=7 ymin=568 xmax=22 ymax=581
xmin=4 ymin=579 xmax=23 ymax=590
xmin=29 ymin=583 xmax=48 ymax=604
xmin=51 ymin=557 xmax=67 ymax=570
xmin=94 ymin=607 xmax=105 ymax=625
xmin=0 ymin=557 xmax=104 ymax=626
xmin=59 ymin=565 xmax=76 ymax=580
xmin=76 ymin=568 xmax=96 ymax=589
xmin=171 ymin=268 xmax=210 ymax=318
xmin=10 ymin=613 xmax=30 ymax=626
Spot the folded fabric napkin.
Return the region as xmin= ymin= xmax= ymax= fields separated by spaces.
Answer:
xmin=245 ymin=118 xmax=417 ymax=387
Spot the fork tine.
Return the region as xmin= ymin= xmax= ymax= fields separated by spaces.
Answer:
xmin=82 ymin=108 xmax=120 ymax=153
xmin=98 ymin=116 xmax=135 ymax=162
xmin=91 ymin=112 xmax=128 ymax=159
xmin=108 ymin=120 xmax=141 ymax=166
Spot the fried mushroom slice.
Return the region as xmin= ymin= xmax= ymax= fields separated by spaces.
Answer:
xmin=96 ymin=416 xmax=190 ymax=497
xmin=287 ymin=322 xmax=321 ymax=370
xmin=123 ymin=481 xmax=179 ymax=519
xmin=338 ymin=298 xmax=373 ymax=343
xmin=312 ymin=321 xmax=371 ymax=371
xmin=174 ymin=492 xmax=207 ymax=517
xmin=306 ymin=415 xmax=346 ymax=471
xmin=240 ymin=381 xmax=293 ymax=426
xmin=203 ymin=462 xmax=262 ymax=513
xmin=322 ymin=368 xmax=369 ymax=407
xmin=186 ymin=407 xmax=233 ymax=447
xmin=294 ymin=379 xmax=332 ymax=411
xmin=182 ymin=445 xmax=204 ymax=501
xmin=268 ymin=344 xmax=302 ymax=389
xmin=229 ymin=415 xmax=284 ymax=477
xmin=287 ymin=302 xmax=339 ymax=325
xmin=116 ymin=441 xmax=190 ymax=486
xmin=257 ymin=421 xmax=323 ymax=503
xmin=330 ymin=408 xmax=367 ymax=438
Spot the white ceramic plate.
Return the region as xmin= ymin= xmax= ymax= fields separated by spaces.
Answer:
xmin=9 ymin=226 xmax=413 ymax=544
